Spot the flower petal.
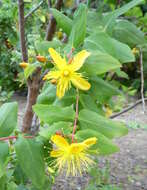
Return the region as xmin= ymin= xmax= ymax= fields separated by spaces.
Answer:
xmin=56 ymin=77 xmax=70 ymax=98
xmin=49 ymin=48 xmax=67 ymax=69
xmin=51 ymin=135 xmax=69 ymax=149
xmin=70 ymin=143 xmax=87 ymax=154
xmin=71 ymin=73 xmax=91 ymax=91
xmin=43 ymin=71 xmax=60 ymax=80
xmin=69 ymin=50 xmax=90 ymax=71
xmin=50 ymin=150 xmax=63 ymax=157
xmin=83 ymin=137 xmax=97 ymax=147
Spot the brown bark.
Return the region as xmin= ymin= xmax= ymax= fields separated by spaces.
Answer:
xmin=18 ymin=0 xmax=41 ymax=134
xmin=18 ymin=0 xmax=28 ymax=62
xmin=45 ymin=0 xmax=63 ymax=41
xmin=22 ymin=68 xmax=41 ymax=133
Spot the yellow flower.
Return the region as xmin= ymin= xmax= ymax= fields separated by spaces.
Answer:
xmin=50 ymin=135 xmax=97 ymax=176
xmin=132 ymin=47 xmax=139 ymax=55
xmin=105 ymin=106 xmax=113 ymax=118
xmin=43 ymin=48 xmax=91 ymax=98
xmin=19 ymin=62 xmax=29 ymax=69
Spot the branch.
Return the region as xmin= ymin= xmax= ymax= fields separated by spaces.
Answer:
xmin=24 ymin=0 xmax=44 ymax=21
xmin=140 ymin=48 xmax=146 ymax=113
xmin=110 ymin=98 xmax=147 ymax=119
xmin=72 ymin=89 xmax=79 ymax=143
xmin=0 ymin=135 xmax=34 ymax=141
xmin=45 ymin=0 xmax=63 ymax=41
xmin=21 ymin=67 xmax=41 ymax=134
xmin=18 ymin=0 xmax=28 ymax=61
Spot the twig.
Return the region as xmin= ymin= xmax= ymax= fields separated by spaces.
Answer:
xmin=116 ymin=0 xmax=121 ymax=9
xmin=72 ymin=89 xmax=79 ymax=143
xmin=140 ymin=48 xmax=146 ymax=113
xmin=0 ymin=135 xmax=34 ymax=141
xmin=24 ymin=0 xmax=44 ymax=21
xmin=110 ymin=98 xmax=147 ymax=119
xmin=48 ymin=0 xmax=52 ymax=8
xmin=18 ymin=0 xmax=28 ymax=62
xmin=45 ymin=0 xmax=63 ymax=41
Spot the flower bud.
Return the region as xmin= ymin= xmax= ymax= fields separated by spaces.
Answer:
xmin=19 ymin=62 xmax=29 ymax=69
xmin=51 ymin=79 xmax=57 ymax=85
xmin=36 ymin=55 xmax=47 ymax=62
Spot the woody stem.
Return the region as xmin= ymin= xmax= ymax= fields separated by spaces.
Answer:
xmin=72 ymin=89 xmax=79 ymax=143
xmin=0 ymin=135 xmax=34 ymax=141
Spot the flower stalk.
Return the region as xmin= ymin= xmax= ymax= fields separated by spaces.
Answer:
xmin=72 ymin=89 xmax=79 ymax=143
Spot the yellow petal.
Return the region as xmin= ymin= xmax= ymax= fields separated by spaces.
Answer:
xmin=71 ymin=73 xmax=91 ymax=91
xmin=49 ymin=48 xmax=67 ymax=69
xmin=83 ymin=137 xmax=97 ymax=147
xmin=43 ymin=71 xmax=60 ymax=80
xmin=56 ymin=77 xmax=70 ymax=98
xmin=70 ymin=143 xmax=87 ymax=154
xmin=69 ymin=50 xmax=90 ymax=71
xmin=50 ymin=150 xmax=63 ymax=157
xmin=51 ymin=135 xmax=69 ymax=149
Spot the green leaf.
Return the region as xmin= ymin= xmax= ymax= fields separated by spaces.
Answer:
xmin=69 ymin=3 xmax=87 ymax=48
xmin=51 ymin=8 xmax=72 ymax=35
xmin=88 ymin=77 xmax=121 ymax=103
xmin=24 ymin=63 xmax=39 ymax=79
xmin=7 ymin=182 xmax=18 ymax=190
xmin=109 ymin=0 xmax=144 ymax=18
xmin=0 ymin=175 xmax=7 ymax=190
xmin=0 ymin=102 xmax=17 ymax=137
xmin=115 ymin=68 xmax=129 ymax=79
xmin=113 ymin=20 xmax=145 ymax=47
xmin=37 ymin=84 xmax=56 ymax=105
xmin=76 ymin=129 xmax=119 ymax=155
xmin=53 ymin=88 xmax=76 ymax=107
xmin=33 ymin=104 xmax=75 ymax=125
xmin=0 ymin=142 xmax=9 ymax=177
xmin=84 ymin=32 xmax=135 ymax=63
xmin=39 ymin=122 xmax=72 ymax=139
xmin=79 ymin=109 xmax=128 ymax=139
xmin=87 ymin=11 xmax=104 ymax=33
xmin=82 ymin=51 xmax=121 ymax=75
xmin=15 ymin=137 xmax=45 ymax=189
xmin=103 ymin=0 xmax=144 ymax=32
xmin=35 ymin=40 xmax=62 ymax=56
xmin=79 ymin=94 xmax=104 ymax=115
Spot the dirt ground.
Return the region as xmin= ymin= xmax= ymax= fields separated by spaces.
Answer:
xmin=13 ymin=95 xmax=147 ymax=190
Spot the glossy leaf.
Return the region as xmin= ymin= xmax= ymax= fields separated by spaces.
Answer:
xmin=79 ymin=94 xmax=104 ymax=115
xmin=51 ymin=8 xmax=72 ymax=35
xmin=33 ymin=104 xmax=75 ymax=125
xmin=79 ymin=109 xmax=128 ymax=139
xmin=15 ymin=137 xmax=45 ymax=189
xmin=0 ymin=142 xmax=9 ymax=177
xmin=83 ymin=51 xmax=121 ymax=75
xmin=84 ymin=32 xmax=135 ymax=63
xmin=113 ymin=20 xmax=145 ymax=47
xmin=39 ymin=122 xmax=72 ymax=139
xmin=76 ymin=129 xmax=119 ymax=155
xmin=69 ymin=3 xmax=87 ymax=48
xmin=37 ymin=84 xmax=56 ymax=105
xmin=24 ymin=63 xmax=39 ymax=79
xmin=35 ymin=40 xmax=62 ymax=56
xmin=88 ymin=77 xmax=121 ymax=103
xmin=0 ymin=102 xmax=17 ymax=137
